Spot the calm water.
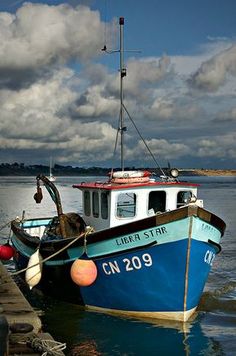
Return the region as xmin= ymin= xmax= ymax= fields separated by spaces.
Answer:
xmin=0 ymin=175 xmax=236 ymax=355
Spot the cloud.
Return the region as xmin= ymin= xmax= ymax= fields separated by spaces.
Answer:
xmin=145 ymin=96 xmax=202 ymax=122
xmin=0 ymin=3 xmax=235 ymax=168
xmin=0 ymin=3 xmax=104 ymax=88
xmin=124 ymin=56 xmax=171 ymax=97
xmin=214 ymin=107 xmax=236 ymax=122
xmin=189 ymin=45 xmax=236 ymax=91
xmin=69 ymin=64 xmax=119 ymax=118
xmin=125 ymin=138 xmax=190 ymax=162
xmin=0 ymin=67 xmax=76 ymax=140
xmin=57 ymin=123 xmax=117 ymax=164
xmin=0 ymin=62 xmax=118 ymax=164
xmin=196 ymin=133 xmax=236 ymax=158
xmin=68 ymin=56 xmax=172 ymax=119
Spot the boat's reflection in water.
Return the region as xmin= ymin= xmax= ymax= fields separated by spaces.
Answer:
xmin=40 ymin=297 xmax=223 ymax=356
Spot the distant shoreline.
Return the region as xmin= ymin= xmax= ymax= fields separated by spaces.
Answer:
xmin=0 ymin=163 xmax=235 ymax=177
xmin=180 ymin=169 xmax=236 ymax=176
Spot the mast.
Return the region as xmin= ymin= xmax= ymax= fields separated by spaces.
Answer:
xmin=119 ymin=17 xmax=126 ymax=171
xmin=103 ymin=17 xmax=167 ymax=178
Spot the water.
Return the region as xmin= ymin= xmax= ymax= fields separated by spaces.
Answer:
xmin=0 ymin=175 xmax=236 ymax=355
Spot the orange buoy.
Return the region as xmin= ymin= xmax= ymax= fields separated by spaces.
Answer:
xmin=0 ymin=244 xmax=15 ymax=260
xmin=70 ymin=259 xmax=97 ymax=287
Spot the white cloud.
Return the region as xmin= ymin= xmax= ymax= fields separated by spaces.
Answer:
xmin=0 ymin=3 xmax=235 ymax=168
xmin=214 ymin=107 xmax=236 ymax=122
xmin=55 ymin=121 xmax=117 ymax=163
xmin=145 ymin=97 xmax=202 ymax=122
xmin=196 ymin=134 xmax=236 ymax=158
xmin=124 ymin=56 xmax=171 ymax=96
xmin=190 ymin=45 xmax=236 ymax=91
xmin=0 ymin=3 xmax=104 ymax=71
xmin=0 ymin=67 xmax=76 ymax=139
xmin=125 ymin=138 xmax=190 ymax=161
xmin=73 ymin=82 xmax=119 ymax=118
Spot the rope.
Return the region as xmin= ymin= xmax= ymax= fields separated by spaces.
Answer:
xmin=0 ymin=220 xmax=12 ymax=232
xmin=11 ymin=226 xmax=94 ymax=276
xmin=31 ymin=337 xmax=66 ymax=355
xmin=0 ymin=219 xmax=13 ymax=245
xmin=83 ymin=235 xmax=87 ymax=254
xmin=9 ymin=332 xmax=66 ymax=355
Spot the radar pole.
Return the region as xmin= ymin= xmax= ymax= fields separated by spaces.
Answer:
xmin=119 ymin=17 xmax=126 ymax=171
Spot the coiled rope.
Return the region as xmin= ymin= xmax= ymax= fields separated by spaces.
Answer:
xmin=10 ymin=332 xmax=66 ymax=355
xmin=31 ymin=337 xmax=66 ymax=356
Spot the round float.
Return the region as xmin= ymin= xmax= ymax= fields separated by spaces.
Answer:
xmin=70 ymin=259 xmax=97 ymax=287
xmin=0 ymin=244 xmax=15 ymax=260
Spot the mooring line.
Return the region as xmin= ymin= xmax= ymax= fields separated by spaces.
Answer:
xmin=10 ymin=226 xmax=94 ymax=276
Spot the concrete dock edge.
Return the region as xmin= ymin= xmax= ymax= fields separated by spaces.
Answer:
xmin=0 ymin=261 xmax=65 ymax=355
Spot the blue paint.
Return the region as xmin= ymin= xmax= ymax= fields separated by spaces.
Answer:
xmin=80 ymin=239 xmax=214 ymax=313
xmin=22 ymin=219 xmax=51 ymax=228
xmin=11 ymin=213 xmax=222 ymax=315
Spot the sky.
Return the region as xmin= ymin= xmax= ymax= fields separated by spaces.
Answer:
xmin=0 ymin=1 xmax=236 ymax=169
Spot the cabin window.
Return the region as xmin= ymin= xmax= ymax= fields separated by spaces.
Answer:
xmin=177 ymin=191 xmax=192 ymax=207
xmin=101 ymin=191 xmax=109 ymax=219
xmin=116 ymin=193 xmax=136 ymax=218
xmin=148 ymin=191 xmax=166 ymax=213
xmin=92 ymin=191 xmax=99 ymax=218
xmin=84 ymin=191 xmax=91 ymax=216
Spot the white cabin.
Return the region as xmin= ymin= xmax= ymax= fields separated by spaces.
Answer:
xmin=73 ymin=173 xmax=202 ymax=231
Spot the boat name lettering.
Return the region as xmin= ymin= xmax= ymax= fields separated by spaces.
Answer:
xmin=116 ymin=233 xmax=141 ymax=246
xmin=144 ymin=226 xmax=167 ymax=239
xmin=204 ymin=250 xmax=215 ymax=266
xmin=201 ymin=223 xmax=215 ymax=234
xmin=115 ymin=227 xmax=167 ymax=246
xmin=102 ymin=253 xmax=153 ymax=275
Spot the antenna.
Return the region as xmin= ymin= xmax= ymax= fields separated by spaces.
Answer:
xmin=119 ymin=17 xmax=125 ymax=171
xmin=102 ymin=17 xmax=140 ymax=170
xmin=102 ymin=0 xmax=108 ymax=51
xmin=102 ymin=18 xmax=166 ymax=177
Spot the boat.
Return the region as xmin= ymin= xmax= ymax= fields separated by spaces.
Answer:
xmin=10 ymin=17 xmax=226 ymax=322
xmin=48 ymin=157 xmax=56 ymax=182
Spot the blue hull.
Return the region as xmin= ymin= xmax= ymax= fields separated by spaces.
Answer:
xmin=11 ymin=206 xmax=224 ymax=321
xmin=80 ymin=238 xmax=217 ymax=320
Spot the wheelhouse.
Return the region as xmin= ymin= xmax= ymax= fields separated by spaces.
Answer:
xmin=73 ymin=180 xmax=202 ymax=231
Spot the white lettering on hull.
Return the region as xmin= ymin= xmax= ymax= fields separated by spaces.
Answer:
xmin=102 ymin=253 xmax=153 ymax=275
xmin=204 ymin=250 xmax=215 ymax=266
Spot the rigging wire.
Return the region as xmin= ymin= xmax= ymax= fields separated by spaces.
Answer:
xmin=122 ymin=103 xmax=167 ymax=177
xmin=112 ymin=112 xmax=121 ymax=161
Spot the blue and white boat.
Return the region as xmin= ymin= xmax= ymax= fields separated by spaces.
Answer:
xmin=72 ymin=175 xmax=225 ymax=322
xmin=10 ymin=18 xmax=226 ymax=322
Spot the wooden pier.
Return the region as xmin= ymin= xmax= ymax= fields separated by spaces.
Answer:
xmin=0 ymin=261 xmax=65 ymax=355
